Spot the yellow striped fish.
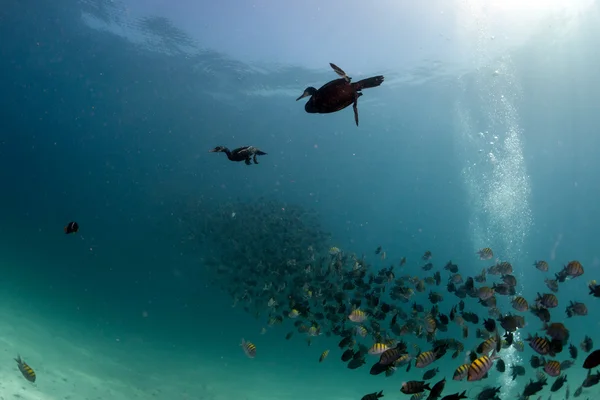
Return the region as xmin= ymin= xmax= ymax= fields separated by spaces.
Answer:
xmin=511 ymin=296 xmax=529 ymax=312
xmin=467 ymin=354 xmax=496 ymax=381
xmin=476 ymin=338 xmax=496 ymax=355
xmin=423 ymin=315 xmax=437 ymax=333
xmin=527 ymin=334 xmax=551 ymax=355
xmin=368 ymin=343 xmax=389 ymax=355
xmin=544 ymin=360 xmax=561 ymax=377
xmin=453 ymin=363 xmax=469 ymax=381
xmin=348 ymin=309 xmax=367 ymax=323
xmin=355 ymin=325 xmax=368 ymax=338
xmin=240 ymin=338 xmax=256 ymax=358
xmin=415 ymin=351 xmax=436 ymax=368
xmin=514 ymin=341 xmax=524 ymax=352
xmin=319 ymin=350 xmax=329 ymax=363
xmin=477 ymin=247 xmax=494 ymax=260
xmin=15 ymin=355 xmax=36 ymax=382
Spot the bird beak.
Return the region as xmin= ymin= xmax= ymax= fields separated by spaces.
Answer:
xmin=296 ymin=91 xmax=309 ymax=101
xmin=209 ymin=148 xmax=218 ymax=152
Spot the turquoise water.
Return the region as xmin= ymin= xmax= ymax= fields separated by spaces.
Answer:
xmin=1 ymin=0 xmax=600 ymax=399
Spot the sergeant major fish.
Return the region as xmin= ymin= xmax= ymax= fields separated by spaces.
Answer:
xmin=15 ymin=355 xmax=36 ymax=382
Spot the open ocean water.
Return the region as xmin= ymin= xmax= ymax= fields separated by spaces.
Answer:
xmin=1 ymin=0 xmax=600 ymax=399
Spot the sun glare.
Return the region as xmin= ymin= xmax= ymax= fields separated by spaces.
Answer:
xmin=486 ymin=0 xmax=594 ymax=16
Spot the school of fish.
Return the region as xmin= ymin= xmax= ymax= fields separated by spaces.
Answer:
xmin=184 ymin=201 xmax=600 ymax=399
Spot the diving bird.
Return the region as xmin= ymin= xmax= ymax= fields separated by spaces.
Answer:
xmin=296 ymin=63 xmax=384 ymax=126
xmin=209 ymin=146 xmax=267 ymax=165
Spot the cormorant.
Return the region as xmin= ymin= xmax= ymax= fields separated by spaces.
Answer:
xmin=296 ymin=63 xmax=384 ymax=126
xmin=209 ymin=146 xmax=267 ymax=165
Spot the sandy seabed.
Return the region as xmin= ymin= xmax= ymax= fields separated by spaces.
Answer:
xmin=1 ymin=296 xmax=599 ymax=400
xmin=0 ymin=297 xmax=364 ymax=400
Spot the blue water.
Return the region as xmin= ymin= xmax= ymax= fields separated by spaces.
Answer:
xmin=1 ymin=1 xmax=600 ymax=399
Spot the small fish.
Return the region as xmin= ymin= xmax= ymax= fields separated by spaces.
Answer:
xmin=501 ymin=274 xmax=517 ymax=287
xmin=583 ymin=349 xmax=600 ymax=369
xmin=543 ymin=322 xmax=570 ymax=344
xmin=496 ymin=358 xmax=505 ymax=372
xmin=477 ymin=247 xmax=494 ymax=260
xmin=483 ymin=318 xmax=496 ymax=332
xmin=563 ymin=260 xmax=584 ymax=278
xmin=347 ymin=357 xmax=366 ymax=369
xmin=439 ymin=391 xmax=467 ymax=400
xmin=544 ymin=360 xmax=561 ymax=377
xmin=401 ymin=381 xmax=431 ymax=395
xmin=14 ymin=355 xmax=36 ymax=382
xmin=368 ymin=343 xmax=389 ymax=355
xmin=240 ymin=338 xmax=256 ymax=358
xmin=415 ymin=351 xmax=437 ymax=368
xmin=535 ymin=293 xmax=558 ymax=308
xmin=422 ymin=367 xmax=439 ymax=380
xmin=356 ymin=325 xmax=368 ymax=338
xmin=530 ymin=355 xmax=543 ymax=368
xmin=319 ymin=350 xmax=329 ymax=363
xmin=533 ymin=260 xmax=549 ymax=272
xmin=64 ymin=221 xmax=79 ymax=234
xmin=560 ymin=359 xmax=574 ymax=371
xmin=477 ymin=286 xmax=495 ymax=301
xmin=569 ymin=343 xmax=578 ymax=359
xmin=452 ymin=364 xmax=469 ymax=380
xmin=329 ymin=247 xmax=340 ymax=255
xmin=550 ymin=375 xmax=567 ymax=392
xmin=511 ymin=296 xmax=529 ymax=312
xmin=361 ymin=390 xmax=384 ymax=400
xmin=527 ymin=334 xmax=552 ymax=356
xmin=348 ymin=309 xmax=367 ymax=323
xmin=341 ymin=349 xmax=354 ymax=362
xmin=581 ymin=335 xmax=593 ymax=352
xmin=513 ymin=340 xmax=524 ymax=352
xmin=428 ymin=377 xmax=446 ymax=399
xmin=566 ymin=301 xmax=587 ymax=317
xmin=510 ymin=364 xmax=526 ymax=380
xmin=476 ymin=337 xmax=497 ymax=355
xmin=467 ymin=353 xmax=497 ymax=381
xmin=545 ymin=278 xmax=559 ymax=292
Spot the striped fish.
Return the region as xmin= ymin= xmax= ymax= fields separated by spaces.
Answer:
xmin=536 ymin=293 xmax=558 ymax=308
xmin=476 ymin=337 xmax=496 ymax=355
xmin=379 ymin=346 xmax=405 ymax=366
xmin=368 ymin=343 xmax=389 ymax=355
xmin=511 ymin=296 xmax=529 ymax=312
xmin=415 ymin=351 xmax=437 ymax=368
xmin=544 ymin=360 xmax=561 ymax=377
xmin=319 ymin=350 xmax=329 ymax=363
xmin=14 ymin=355 xmax=36 ymax=383
xmin=477 ymin=247 xmax=494 ymax=260
xmin=401 ymin=380 xmax=431 ymax=395
xmin=534 ymin=260 xmax=549 ymax=272
xmin=467 ymin=353 xmax=497 ymax=381
xmin=564 ymin=260 xmax=584 ymax=278
xmin=355 ymin=325 xmax=368 ymax=338
xmin=348 ymin=309 xmax=367 ymax=323
xmin=527 ymin=334 xmax=551 ymax=356
xmin=240 ymin=338 xmax=256 ymax=358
